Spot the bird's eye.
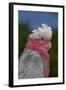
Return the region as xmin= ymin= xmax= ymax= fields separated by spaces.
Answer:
xmin=42 ymin=38 xmax=43 ymax=40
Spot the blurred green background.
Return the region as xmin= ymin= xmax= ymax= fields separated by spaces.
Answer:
xmin=49 ymin=29 xmax=58 ymax=77
xmin=18 ymin=23 xmax=58 ymax=77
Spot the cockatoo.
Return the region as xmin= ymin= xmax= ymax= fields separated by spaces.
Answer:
xmin=18 ymin=24 xmax=52 ymax=79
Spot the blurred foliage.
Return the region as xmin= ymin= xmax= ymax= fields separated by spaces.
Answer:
xmin=19 ymin=23 xmax=58 ymax=77
xmin=49 ymin=28 xmax=58 ymax=77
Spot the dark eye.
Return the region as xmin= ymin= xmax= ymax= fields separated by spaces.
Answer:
xmin=42 ymin=38 xmax=43 ymax=40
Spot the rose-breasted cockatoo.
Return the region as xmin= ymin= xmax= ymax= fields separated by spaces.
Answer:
xmin=18 ymin=24 xmax=52 ymax=79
